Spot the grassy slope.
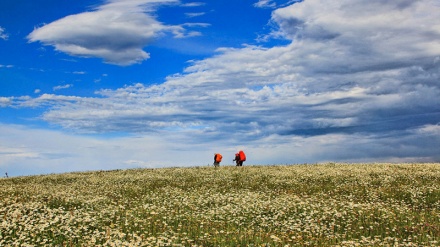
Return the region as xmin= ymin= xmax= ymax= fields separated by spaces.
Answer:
xmin=1 ymin=163 xmax=439 ymax=246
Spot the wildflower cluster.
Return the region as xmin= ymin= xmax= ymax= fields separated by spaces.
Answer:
xmin=0 ymin=163 xmax=439 ymax=246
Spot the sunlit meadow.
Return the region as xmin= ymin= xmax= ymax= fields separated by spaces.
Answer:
xmin=1 ymin=163 xmax=439 ymax=246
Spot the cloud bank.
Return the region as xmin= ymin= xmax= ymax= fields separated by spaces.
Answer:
xmin=20 ymin=0 xmax=440 ymax=136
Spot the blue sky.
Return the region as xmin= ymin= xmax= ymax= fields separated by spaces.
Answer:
xmin=1 ymin=0 xmax=440 ymax=176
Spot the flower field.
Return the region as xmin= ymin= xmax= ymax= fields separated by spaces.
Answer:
xmin=1 ymin=163 xmax=439 ymax=246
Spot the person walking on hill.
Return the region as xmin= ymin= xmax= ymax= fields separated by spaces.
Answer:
xmin=214 ymin=153 xmax=222 ymax=167
xmin=234 ymin=153 xmax=240 ymax=166
xmin=233 ymin=150 xmax=246 ymax=166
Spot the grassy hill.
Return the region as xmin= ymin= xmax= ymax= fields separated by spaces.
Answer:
xmin=1 ymin=163 xmax=439 ymax=246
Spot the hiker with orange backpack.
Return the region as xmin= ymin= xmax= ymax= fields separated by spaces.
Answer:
xmin=214 ymin=153 xmax=223 ymax=167
xmin=233 ymin=150 xmax=246 ymax=166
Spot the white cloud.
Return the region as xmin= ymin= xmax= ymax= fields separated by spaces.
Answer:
xmin=53 ymin=84 xmax=73 ymax=91
xmin=271 ymin=0 xmax=440 ymax=61
xmin=185 ymin=12 xmax=205 ymax=18
xmin=27 ymin=0 xmax=201 ymax=66
xmin=0 ymin=123 xmax=233 ymax=176
xmin=254 ymin=0 xmax=277 ymax=8
xmin=0 ymin=26 xmax=8 ymax=40
xmin=1 ymin=123 xmax=438 ymax=177
xmin=181 ymin=2 xmax=206 ymax=7
xmin=415 ymin=124 xmax=440 ymax=135
xmin=0 ymin=97 xmax=11 ymax=107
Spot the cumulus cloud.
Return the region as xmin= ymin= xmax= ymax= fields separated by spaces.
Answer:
xmin=27 ymin=0 xmax=201 ymax=65
xmin=268 ymin=1 xmax=440 ymax=77
xmin=5 ymin=0 xmax=440 ymax=165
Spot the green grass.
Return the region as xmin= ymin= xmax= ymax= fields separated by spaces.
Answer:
xmin=1 ymin=163 xmax=439 ymax=246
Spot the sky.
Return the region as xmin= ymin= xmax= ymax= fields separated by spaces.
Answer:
xmin=1 ymin=0 xmax=440 ymax=176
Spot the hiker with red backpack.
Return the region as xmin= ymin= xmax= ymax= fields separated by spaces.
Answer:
xmin=233 ymin=150 xmax=246 ymax=166
xmin=214 ymin=153 xmax=222 ymax=167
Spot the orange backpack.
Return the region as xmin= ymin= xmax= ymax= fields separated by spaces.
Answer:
xmin=215 ymin=153 xmax=223 ymax=163
xmin=239 ymin=150 xmax=246 ymax=161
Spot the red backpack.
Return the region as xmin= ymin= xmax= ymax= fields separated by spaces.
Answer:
xmin=239 ymin=150 xmax=246 ymax=161
xmin=215 ymin=153 xmax=223 ymax=163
